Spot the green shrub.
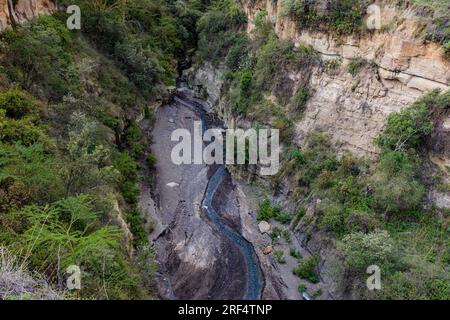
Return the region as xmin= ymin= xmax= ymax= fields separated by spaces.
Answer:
xmin=290 ymin=247 xmax=302 ymax=259
xmin=0 ymin=117 xmax=48 ymax=147
xmin=257 ymin=198 xmax=273 ymax=221
xmin=293 ymin=256 xmax=320 ymax=283
xmin=319 ymin=200 xmax=346 ymax=234
xmin=376 ymin=90 xmax=450 ymax=151
xmin=3 ymin=195 xmax=145 ymax=299
xmin=0 ymin=89 xmax=40 ymax=119
xmin=282 ymin=229 xmax=292 ymax=243
xmin=125 ymin=121 xmax=144 ymax=158
xmin=1 ymin=16 xmax=79 ymax=101
xmin=121 ymin=180 xmax=140 ymax=205
xmin=196 ymin=1 xmax=247 ymax=63
xmin=347 ymin=58 xmax=368 ymax=77
xmin=312 ymin=288 xmax=322 ymax=298
xmin=273 ymin=208 xmax=293 ymax=224
xmin=126 ymin=207 xmax=147 ymax=246
xmin=298 ymin=283 xmax=307 ymax=293
xmin=0 ymin=143 xmax=63 ymax=210
xmin=292 ymin=86 xmax=311 ymax=112
xmin=292 ymin=207 xmax=306 ymax=229
xmin=274 ymin=250 xmax=286 ymax=264
xmin=323 ymin=58 xmax=342 ymax=75
xmin=144 ymin=107 xmax=154 ymax=123
xmin=282 ymin=0 xmax=365 ymax=35
xmin=147 ymin=153 xmax=157 ymax=167
xmin=337 ymin=230 xmax=395 ymax=271
xmin=114 ymin=151 xmax=138 ymax=182
xmin=113 ymin=151 xmax=140 ymax=204
xmin=327 ymin=0 xmax=365 ymax=35
xmin=372 ymin=151 xmax=425 ymax=213
xmin=270 ymin=227 xmax=283 ymax=244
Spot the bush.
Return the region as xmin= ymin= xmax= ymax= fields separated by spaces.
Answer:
xmin=293 ymin=256 xmax=320 ymax=283
xmin=196 ymin=1 xmax=247 ymax=63
xmin=225 ymin=33 xmax=250 ymax=71
xmin=327 ymin=0 xmax=365 ymax=35
xmin=270 ymin=227 xmax=283 ymax=244
xmin=273 ymin=208 xmax=293 ymax=224
xmin=1 ymin=16 xmax=79 ymax=101
xmin=114 ymin=151 xmax=138 ymax=182
xmin=292 ymin=86 xmax=311 ymax=112
xmin=337 ymin=230 xmax=395 ymax=271
xmin=257 ymin=198 xmax=273 ymax=221
xmin=113 ymin=151 xmax=140 ymax=204
xmin=274 ymin=250 xmax=286 ymax=264
xmin=147 ymin=154 xmax=157 ymax=167
xmin=114 ymin=37 xmax=164 ymax=95
xmin=282 ymin=229 xmax=292 ymax=243
xmin=0 ymin=89 xmax=40 ymax=119
xmin=0 ymin=143 xmax=63 ymax=209
xmin=375 ymin=91 xmax=448 ymax=151
xmin=282 ymin=0 xmax=365 ymax=35
xmin=290 ymin=247 xmax=302 ymax=259
xmin=121 ymin=180 xmax=140 ymax=205
xmin=3 ymin=195 xmax=145 ymax=299
xmin=347 ymin=58 xmax=368 ymax=77
xmin=297 ymin=283 xmax=307 ymax=293
xmin=372 ymin=151 xmax=424 ymax=213
xmin=126 ymin=208 xmax=147 ymax=246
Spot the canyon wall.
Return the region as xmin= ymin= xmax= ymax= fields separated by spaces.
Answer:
xmin=189 ymin=0 xmax=450 ymax=211
xmin=241 ymin=0 xmax=449 ymax=156
xmin=187 ymin=1 xmax=450 ymax=299
xmin=0 ymin=0 xmax=55 ymax=30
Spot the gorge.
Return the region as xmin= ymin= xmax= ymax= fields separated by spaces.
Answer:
xmin=0 ymin=0 xmax=448 ymax=301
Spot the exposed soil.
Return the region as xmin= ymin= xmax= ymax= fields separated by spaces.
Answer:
xmin=143 ymin=100 xmax=251 ymax=299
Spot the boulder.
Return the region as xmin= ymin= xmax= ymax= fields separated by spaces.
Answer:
xmin=262 ymin=245 xmax=273 ymax=255
xmin=258 ymin=221 xmax=271 ymax=234
xmin=166 ymin=182 xmax=179 ymax=188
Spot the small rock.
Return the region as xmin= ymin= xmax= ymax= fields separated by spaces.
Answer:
xmin=258 ymin=221 xmax=271 ymax=234
xmin=166 ymin=182 xmax=179 ymax=188
xmin=168 ymin=118 xmax=175 ymax=123
xmin=262 ymin=245 xmax=273 ymax=255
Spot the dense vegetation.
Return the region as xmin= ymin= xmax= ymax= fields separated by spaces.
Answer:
xmin=280 ymin=0 xmax=369 ymax=35
xmin=0 ymin=0 xmax=207 ymax=299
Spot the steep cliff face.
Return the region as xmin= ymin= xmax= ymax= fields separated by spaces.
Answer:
xmin=241 ymin=0 xmax=449 ymax=156
xmin=0 ymin=0 xmax=55 ymax=30
xmin=189 ymin=0 xmax=449 ymax=207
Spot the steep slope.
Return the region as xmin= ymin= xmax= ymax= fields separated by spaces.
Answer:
xmin=186 ymin=0 xmax=449 ymax=299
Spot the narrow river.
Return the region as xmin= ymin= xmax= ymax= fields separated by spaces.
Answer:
xmin=173 ymin=94 xmax=263 ymax=300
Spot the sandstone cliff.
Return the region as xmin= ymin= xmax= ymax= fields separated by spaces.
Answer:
xmin=241 ymin=0 xmax=449 ymax=156
xmin=189 ymin=0 xmax=449 ymax=206
xmin=0 ymin=0 xmax=55 ymax=30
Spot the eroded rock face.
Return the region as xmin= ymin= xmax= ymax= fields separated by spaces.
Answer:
xmin=0 ymin=0 xmax=55 ymax=30
xmin=241 ymin=0 xmax=449 ymax=157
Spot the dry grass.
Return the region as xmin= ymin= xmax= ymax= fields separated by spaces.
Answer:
xmin=0 ymin=246 xmax=64 ymax=300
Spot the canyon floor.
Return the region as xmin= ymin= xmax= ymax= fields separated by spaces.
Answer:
xmin=139 ymin=88 xmax=332 ymax=300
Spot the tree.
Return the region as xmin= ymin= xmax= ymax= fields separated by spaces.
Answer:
xmin=372 ymin=151 xmax=424 ymax=214
xmin=61 ymin=112 xmax=113 ymax=196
